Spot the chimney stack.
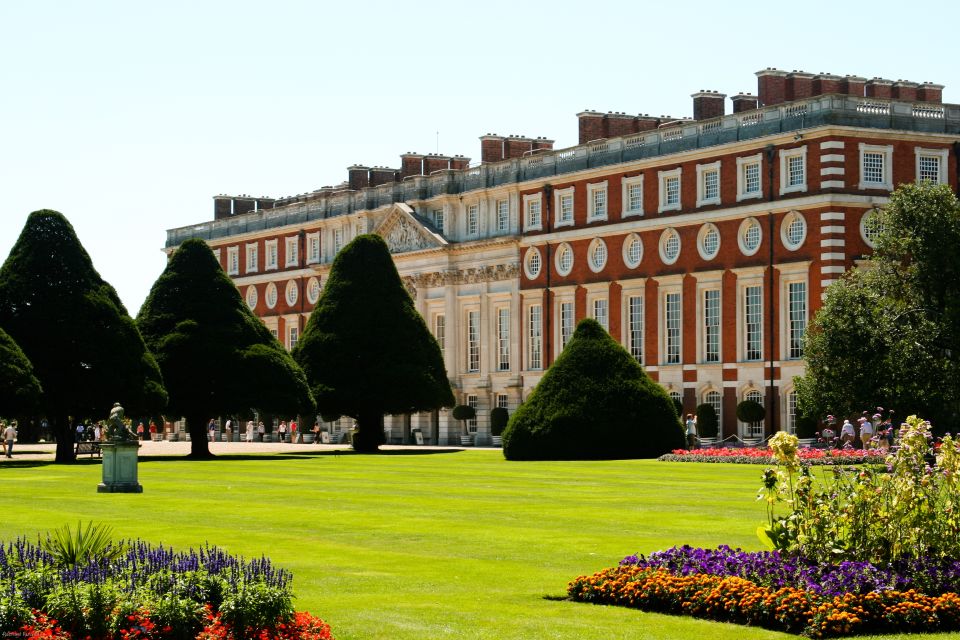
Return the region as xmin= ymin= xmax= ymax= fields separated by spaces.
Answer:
xmin=865 ymin=78 xmax=894 ymax=99
xmin=756 ymin=67 xmax=789 ymax=106
xmin=480 ymin=134 xmax=506 ymax=163
xmin=423 ymin=154 xmax=452 ymax=174
xmin=691 ymin=90 xmax=726 ymax=120
xmin=399 ymin=152 xmax=425 ymax=178
xmin=917 ymin=82 xmax=944 ymax=103
xmin=843 ymin=75 xmax=867 ymax=97
xmin=369 ymin=167 xmax=399 ymax=187
xmin=892 ymin=80 xmax=919 ymax=101
xmin=347 ymin=165 xmax=370 ymax=190
xmin=813 ymin=73 xmax=843 ymax=95
xmin=730 ymin=93 xmax=758 ymax=113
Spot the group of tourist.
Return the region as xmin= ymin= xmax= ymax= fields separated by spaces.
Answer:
xmin=820 ymin=408 xmax=897 ymax=450
xmin=212 ymin=418 xmax=303 ymax=443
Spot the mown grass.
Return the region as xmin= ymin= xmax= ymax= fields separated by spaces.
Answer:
xmin=0 ymin=449 xmax=953 ymax=640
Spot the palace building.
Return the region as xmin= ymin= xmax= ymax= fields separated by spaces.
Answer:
xmin=165 ymin=68 xmax=959 ymax=446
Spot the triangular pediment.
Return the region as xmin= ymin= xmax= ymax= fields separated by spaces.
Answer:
xmin=374 ymin=203 xmax=447 ymax=254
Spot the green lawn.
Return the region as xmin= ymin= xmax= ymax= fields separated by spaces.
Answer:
xmin=0 ymin=449 xmax=953 ymax=640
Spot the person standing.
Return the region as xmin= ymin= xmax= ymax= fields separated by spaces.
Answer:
xmin=257 ymin=421 xmax=265 ymax=442
xmin=94 ymin=422 xmax=102 ymax=442
xmin=840 ymin=419 xmax=856 ymax=447
xmin=278 ymin=420 xmax=287 ymax=443
xmin=224 ymin=418 xmax=232 ymax=442
xmin=136 ymin=422 xmax=145 ymax=441
xmin=290 ymin=419 xmax=298 ymax=443
xmin=3 ymin=421 xmax=16 ymax=458
xmin=149 ymin=420 xmax=157 ymax=441
xmin=246 ymin=420 xmax=254 ymax=443
xmin=859 ymin=416 xmax=874 ymax=449
xmin=685 ymin=414 xmax=698 ymax=450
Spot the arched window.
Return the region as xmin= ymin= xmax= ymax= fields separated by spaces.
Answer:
xmin=704 ymin=390 xmax=722 ymax=428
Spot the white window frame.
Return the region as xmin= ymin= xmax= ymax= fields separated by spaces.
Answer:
xmin=624 ymin=292 xmax=644 ymax=364
xmin=333 ymin=228 xmax=344 ymax=255
xmin=558 ymin=299 xmax=575 ymax=353
xmin=434 ymin=313 xmax=446 ymax=359
xmin=588 ymin=238 xmax=607 ymax=273
xmin=285 ymin=280 xmax=298 ymax=306
xmin=466 ymin=309 xmax=480 ymax=373
xmin=742 ymin=283 xmax=763 ymax=362
xmin=527 ymin=304 xmax=543 ymax=370
xmin=659 ymin=228 xmax=681 ymax=265
xmin=695 ymin=161 xmax=721 ymax=207
xmin=496 ymin=306 xmax=510 ymax=371
xmin=697 ymin=223 xmax=721 ymax=261
xmin=265 ymin=239 xmax=278 ymax=270
xmin=778 ymin=269 xmax=809 ymax=361
xmin=702 ymin=288 xmax=721 ymax=363
xmin=915 ymin=147 xmax=948 ymax=185
xmin=432 ymin=208 xmax=445 ymax=233
xmin=780 ymin=211 xmax=807 ymax=251
xmin=265 ymin=282 xmax=278 ymax=309
xmin=623 ymin=233 xmax=644 ymax=269
xmin=555 ymin=187 xmax=575 ymax=228
xmin=245 ymin=285 xmax=258 ymax=310
xmin=467 ymin=204 xmax=480 ymax=237
xmin=245 ymin=243 xmax=258 ymax=273
xmin=704 ymin=389 xmax=722 ymax=430
xmin=621 ymin=175 xmax=644 ymax=217
xmin=288 ymin=325 xmax=299 ymax=351
xmin=524 ymin=247 xmax=543 ymax=280
xmin=779 ymin=146 xmax=808 ymax=195
xmin=306 ymin=232 xmax=320 ymax=265
xmin=658 ymin=168 xmax=682 ymax=213
xmin=555 ymin=242 xmax=574 ymax=276
xmin=226 ymin=246 xmax=239 ymax=275
xmin=523 ymin=193 xmax=543 ymax=231
xmin=738 ymin=217 xmax=763 ymax=257
xmin=860 ymin=209 xmax=885 ymax=248
xmin=736 ymin=153 xmax=763 ymax=202
xmin=285 ymin=236 xmax=299 ymax=267
xmin=306 ymin=277 xmax=321 ymax=305
xmin=466 ymin=394 xmax=478 ymax=433
xmin=858 ymin=143 xmax=893 ymax=191
xmin=587 ymin=181 xmax=608 ymax=222
xmin=496 ymin=199 xmax=509 ymax=232
xmin=662 ymin=289 xmax=682 ymax=366
xmin=591 ymin=296 xmax=609 ymax=331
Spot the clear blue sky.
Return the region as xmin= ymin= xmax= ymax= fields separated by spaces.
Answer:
xmin=1 ymin=0 xmax=957 ymax=314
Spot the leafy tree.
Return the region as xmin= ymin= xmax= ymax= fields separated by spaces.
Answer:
xmin=796 ymin=183 xmax=960 ymax=433
xmin=736 ymin=400 xmax=765 ymax=425
xmin=292 ymin=234 xmax=453 ymax=453
xmin=0 ymin=326 xmax=42 ymax=417
xmin=490 ymin=407 xmax=509 ymax=437
xmin=694 ymin=403 xmax=719 ymax=439
xmin=502 ymin=319 xmax=684 ymax=460
xmin=137 ymin=239 xmax=313 ymax=457
xmin=0 ymin=210 xmax=167 ymax=462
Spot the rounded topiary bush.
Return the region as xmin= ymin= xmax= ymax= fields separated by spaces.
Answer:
xmin=736 ymin=400 xmax=765 ymax=424
xmin=502 ymin=319 xmax=684 ymax=460
xmin=490 ymin=407 xmax=509 ymax=436
xmin=695 ymin=403 xmax=719 ymax=438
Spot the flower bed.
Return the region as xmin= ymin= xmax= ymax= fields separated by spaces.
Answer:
xmin=568 ymin=565 xmax=960 ymax=638
xmin=659 ymin=447 xmax=885 ymax=465
xmin=0 ymin=536 xmax=333 ymax=639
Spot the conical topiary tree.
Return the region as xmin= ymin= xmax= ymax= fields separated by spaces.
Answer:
xmin=502 ymin=318 xmax=684 ymax=460
xmin=0 ymin=326 xmax=42 ymax=416
xmin=137 ymin=238 xmax=314 ymax=458
xmin=292 ymin=234 xmax=453 ymax=453
xmin=0 ymin=210 xmax=167 ymax=462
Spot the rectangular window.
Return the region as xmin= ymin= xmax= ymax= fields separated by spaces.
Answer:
xmin=745 ymin=163 xmax=760 ymax=193
xmin=704 ymin=289 xmax=720 ymax=363
xmin=467 ymin=310 xmax=480 ymax=373
xmin=526 ymin=198 xmax=541 ymax=230
xmin=246 ymin=245 xmax=258 ymax=273
xmin=863 ymin=152 xmax=884 ymax=184
xmin=467 ymin=395 xmax=478 ymax=433
xmin=288 ymin=326 xmax=299 ymax=350
xmin=434 ymin=314 xmax=445 ymax=359
xmin=628 ymin=295 xmax=643 ymax=363
xmin=745 ymin=285 xmax=762 ymax=361
xmin=703 ymin=169 xmax=719 ymax=200
xmin=432 ymin=209 xmax=445 ymax=232
xmin=788 ymin=281 xmax=807 ymax=359
xmin=918 ymin=155 xmax=940 ymax=183
xmin=659 ymin=168 xmax=682 ymax=213
xmin=270 ymin=328 xmax=278 ymax=340
xmin=588 ymin=183 xmax=607 ymax=220
xmin=227 ymin=247 xmax=239 ymax=275
xmin=558 ymin=192 xmax=574 ymax=225
xmin=592 ymin=298 xmax=608 ymax=331
xmin=333 ymin=229 xmax=344 ymax=255
xmin=497 ymin=307 xmax=510 ymax=371
xmin=665 ymin=292 xmax=681 ymax=364
xmin=496 ymin=200 xmax=509 ymax=232
xmin=285 ymin=237 xmax=298 ymax=267
xmin=266 ymin=242 xmax=278 ymax=269
xmin=560 ymin=302 xmax=574 ymax=350
xmin=665 ymin=177 xmax=680 ymax=205
xmin=737 ymin=154 xmax=763 ymax=202
xmin=528 ymin=305 xmax=542 ymax=370
xmin=496 ymin=394 xmax=509 ymax=410
xmin=787 ymin=391 xmax=798 ymax=435
xmin=306 ymin=233 xmax=320 ymax=264
xmin=623 ymin=176 xmax=644 ymax=216
xmin=468 ymin=204 xmax=479 ymax=236
xmin=788 ymin=155 xmax=804 ymax=187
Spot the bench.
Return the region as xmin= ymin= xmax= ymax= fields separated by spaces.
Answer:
xmin=75 ymin=441 xmax=102 ymax=458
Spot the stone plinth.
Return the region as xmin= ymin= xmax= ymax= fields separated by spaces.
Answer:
xmin=97 ymin=441 xmax=143 ymax=493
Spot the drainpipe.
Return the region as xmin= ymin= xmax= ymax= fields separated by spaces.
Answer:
xmin=765 ymin=144 xmax=778 ymax=436
xmin=543 ymin=184 xmax=553 ymax=368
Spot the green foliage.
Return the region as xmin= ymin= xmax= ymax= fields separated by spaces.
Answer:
xmin=219 ymin=581 xmax=293 ymax=632
xmin=760 ymin=419 xmax=960 ymax=563
xmin=490 ymin=407 xmax=509 ymax=436
xmin=292 ymin=234 xmax=453 ymax=452
xmin=0 ymin=325 xmax=42 ymax=416
xmin=0 ymin=210 xmax=167 ymax=461
xmin=736 ymin=400 xmax=765 ymax=424
xmin=40 ymin=521 xmax=124 ymax=567
xmin=694 ymin=403 xmax=719 ymax=438
xmin=794 ymin=412 xmax=818 ymax=439
xmin=502 ymin=319 xmax=684 ymax=460
xmin=671 ymin=396 xmax=683 ymax=419
xmin=452 ymin=405 xmax=476 ymax=422
xmin=798 ymin=183 xmax=960 ymax=432
xmin=137 ymin=239 xmax=313 ymax=456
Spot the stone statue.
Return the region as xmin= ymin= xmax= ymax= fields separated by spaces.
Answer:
xmin=105 ymin=403 xmax=138 ymax=442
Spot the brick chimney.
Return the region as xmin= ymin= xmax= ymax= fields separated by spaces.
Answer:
xmin=213 ymin=196 xmax=232 ymax=220
xmin=730 ymin=93 xmax=758 ymax=113
xmin=480 ymin=134 xmax=505 ymax=163
xmin=786 ymin=71 xmax=815 ymax=100
xmin=347 ymin=165 xmax=370 ymax=190
xmin=504 ymin=135 xmax=533 ymax=159
xmin=532 ymin=137 xmax=554 ymax=151
xmin=369 ymin=167 xmax=398 ymax=187
xmin=577 ymin=111 xmax=605 ymax=144
xmin=813 ymin=73 xmax=843 ymax=95
xmin=635 ymin=115 xmax=660 ymax=131
xmin=865 ymin=78 xmax=894 ymax=99
xmin=423 ymin=155 xmax=452 ymax=174
xmin=255 ymin=197 xmax=275 ymax=211
xmin=892 ymin=80 xmax=919 ymax=101
xmin=756 ymin=68 xmax=788 ymax=106
xmin=692 ymin=91 xmax=726 ymax=120
xmin=917 ymin=82 xmax=944 ymax=103
xmin=450 ymin=155 xmax=471 ymax=170
xmin=601 ymin=113 xmax=632 ymax=137
xmin=843 ymin=75 xmax=867 ymax=97
xmin=400 ymin=153 xmax=424 ymax=178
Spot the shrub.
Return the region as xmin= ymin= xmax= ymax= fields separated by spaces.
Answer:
xmin=671 ymin=396 xmax=683 ymax=420
xmin=795 ymin=412 xmax=819 ymax=439
xmin=489 ymin=407 xmax=509 ymax=436
xmin=736 ymin=399 xmax=765 ymax=424
xmin=502 ymin=319 xmax=684 ymax=460
xmin=452 ymin=405 xmax=475 ymax=435
xmin=694 ymin=404 xmax=718 ymax=438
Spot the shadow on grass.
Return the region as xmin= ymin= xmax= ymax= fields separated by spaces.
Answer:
xmin=137 ymin=448 xmax=466 ymax=463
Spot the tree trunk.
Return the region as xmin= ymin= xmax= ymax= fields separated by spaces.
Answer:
xmin=53 ymin=414 xmax=76 ymax=464
xmin=186 ymin=414 xmax=213 ymax=459
xmin=353 ymin=410 xmax=384 ymax=453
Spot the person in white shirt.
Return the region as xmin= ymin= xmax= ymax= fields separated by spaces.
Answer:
xmin=246 ymin=420 xmax=254 ymax=443
xmin=840 ymin=419 xmax=856 ymax=447
xmin=3 ymin=421 xmax=17 ymax=458
xmin=859 ymin=417 xmax=875 ymax=449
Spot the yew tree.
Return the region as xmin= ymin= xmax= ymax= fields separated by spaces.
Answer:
xmin=0 ymin=210 xmax=167 ymax=462
xmin=292 ymin=234 xmax=453 ymax=453
xmin=137 ymin=239 xmax=314 ymax=457
xmin=0 ymin=326 xmax=42 ymax=417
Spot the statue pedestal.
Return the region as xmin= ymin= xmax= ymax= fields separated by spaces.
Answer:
xmin=97 ymin=442 xmax=143 ymax=493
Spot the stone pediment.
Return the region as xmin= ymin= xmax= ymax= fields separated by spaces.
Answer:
xmin=374 ymin=204 xmax=447 ymax=254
